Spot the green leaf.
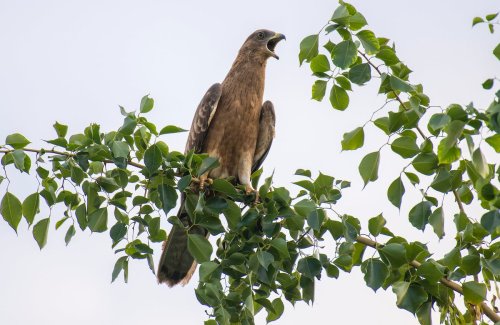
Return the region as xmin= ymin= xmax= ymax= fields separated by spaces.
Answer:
xmin=437 ymin=120 xmax=465 ymax=164
xmin=111 ymin=256 xmax=128 ymax=283
xmin=387 ymin=177 xmax=405 ymax=209
xmin=299 ymin=34 xmax=319 ymax=65
xmin=144 ymin=144 xmax=162 ymax=172
xmin=389 ymin=75 xmax=413 ymax=92
xmin=472 ymin=17 xmax=484 ymax=26
xmin=329 ymin=85 xmax=349 ymax=110
xmin=75 ymin=204 xmax=87 ymax=230
xmin=349 ymin=12 xmax=367 ymax=30
xmin=199 ymin=261 xmax=219 ymax=282
xmin=482 ymin=78 xmax=494 ymax=89
xmin=297 ymin=256 xmax=322 ymax=278
xmin=404 ymin=172 xmax=420 ymax=185
xmin=494 ymin=43 xmax=500 ymax=60
xmin=111 ymin=141 xmax=130 ymax=159
xmin=88 ymin=207 xmax=108 ymax=233
xmin=119 ymin=116 xmax=137 ymax=135
xmin=341 ymin=127 xmax=364 ymax=150
xmin=1 ymin=192 xmax=22 ymax=232
xmin=412 ymin=153 xmax=438 ymax=175
xmin=53 ymin=121 xmax=68 ymax=138
xmin=110 ymin=223 xmax=127 ymax=243
xmin=11 ymin=149 xmax=30 ymax=173
xmin=140 ymin=95 xmax=154 ymax=113
xmin=408 ymin=201 xmax=432 ymax=231
xmin=294 ymin=199 xmax=316 ymax=218
xmin=379 ymin=243 xmax=407 ymax=268
xmin=392 ymin=282 xmax=428 ymax=314
xmin=472 ymin=148 xmax=489 ymax=178
xmin=5 ymin=133 xmax=30 ymax=149
xmin=486 ymin=12 xmax=498 ymax=21
xmin=416 ymin=302 xmax=432 ymax=325
xmin=480 ymin=210 xmax=499 ymax=237
xmin=270 ymin=237 xmax=290 ymax=259
xmin=65 ymin=225 xmax=76 ymax=245
xmin=331 ymin=5 xmax=350 ymax=25
xmin=311 ymin=80 xmax=327 ymax=101
xmin=348 ymin=63 xmax=371 ymax=85
xmin=332 ymin=40 xmax=357 ymax=69
xmin=335 ymin=75 xmax=352 ymax=90
xmin=187 ymin=234 xmax=213 ymax=263
xmin=22 ymin=192 xmax=40 ymax=226
xmin=310 ymin=54 xmax=330 ymax=73
xmin=427 ymin=113 xmax=451 ymax=136
xmin=159 ymin=125 xmax=187 ymax=135
xmin=356 ymin=30 xmax=379 ymax=54
xmin=158 ymin=184 xmax=178 ymax=216
xmin=462 ymin=281 xmax=486 ymax=304
xmin=266 ymin=298 xmax=284 ymax=323
xmin=416 ymin=260 xmax=445 ymax=282
xmin=198 ymin=157 xmax=220 ymax=177
xmin=257 ymin=251 xmax=274 ymax=271
xmin=361 ymin=258 xmax=389 ymax=292
xmin=358 ymin=151 xmax=380 ymax=187
xmin=368 ymin=214 xmax=386 ymax=237
xmin=429 ymin=207 xmax=444 ymax=239
xmin=485 ymin=134 xmax=500 ymax=153
xmin=33 ymin=218 xmax=50 ymax=249
xmin=376 ymin=48 xmax=399 ymax=66
xmin=391 ymin=136 xmax=419 ymax=158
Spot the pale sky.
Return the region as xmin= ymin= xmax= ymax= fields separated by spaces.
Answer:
xmin=0 ymin=1 xmax=498 ymax=324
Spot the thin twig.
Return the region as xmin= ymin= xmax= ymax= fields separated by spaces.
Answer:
xmin=358 ymin=51 xmax=428 ymax=140
xmin=0 ymin=147 xmax=145 ymax=169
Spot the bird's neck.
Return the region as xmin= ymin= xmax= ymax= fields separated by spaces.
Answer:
xmin=223 ymin=57 xmax=267 ymax=97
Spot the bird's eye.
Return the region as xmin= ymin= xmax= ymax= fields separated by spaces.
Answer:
xmin=257 ymin=32 xmax=265 ymax=40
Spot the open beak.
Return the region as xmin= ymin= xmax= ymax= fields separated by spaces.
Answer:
xmin=267 ymin=33 xmax=286 ymax=60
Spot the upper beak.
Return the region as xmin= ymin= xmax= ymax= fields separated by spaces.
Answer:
xmin=268 ymin=33 xmax=286 ymax=60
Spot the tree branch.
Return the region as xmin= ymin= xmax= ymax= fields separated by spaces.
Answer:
xmin=0 ymin=147 xmax=146 ymax=169
xmin=452 ymin=190 xmax=466 ymax=215
xmin=356 ymin=235 xmax=500 ymax=323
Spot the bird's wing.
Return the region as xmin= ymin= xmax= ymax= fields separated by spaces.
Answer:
xmin=252 ymin=100 xmax=276 ymax=173
xmin=185 ymin=83 xmax=222 ymax=154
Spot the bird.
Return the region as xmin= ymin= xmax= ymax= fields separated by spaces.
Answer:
xmin=157 ymin=29 xmax=285 ymax=287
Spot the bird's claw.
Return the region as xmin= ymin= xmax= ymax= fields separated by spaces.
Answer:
xmin=192 ymin=176 xmax=213 ymax=190
xmin=245 ymin=184 xmax=260 ymax=203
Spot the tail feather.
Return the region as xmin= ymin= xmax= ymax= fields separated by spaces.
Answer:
xmin=157 ymin=195 xmax=206 ymax=286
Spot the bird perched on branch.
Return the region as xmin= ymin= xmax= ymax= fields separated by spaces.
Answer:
xmin=157 ymin=29 xmax=285 ymax=287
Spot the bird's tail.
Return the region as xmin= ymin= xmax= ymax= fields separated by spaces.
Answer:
xmin=157 ymin=194 xmax=205 ymax=286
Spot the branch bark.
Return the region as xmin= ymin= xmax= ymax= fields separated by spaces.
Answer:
xmin=356 ymin=235 xmax=500 ymax=323
xmin=0 ymin=147 xmax=145 ymax=169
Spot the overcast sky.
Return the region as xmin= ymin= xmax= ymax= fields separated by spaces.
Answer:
xmin=0 ymin=1 xmax=498 ymax=324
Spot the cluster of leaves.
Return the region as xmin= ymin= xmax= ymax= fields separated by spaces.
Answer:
xmin=0 ymin=96 xmax=190 ymax=280
xmin=299 ymin=1 xmax=499 ymax=324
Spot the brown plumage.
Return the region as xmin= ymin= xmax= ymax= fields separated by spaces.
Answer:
xmin=157 ymin=29 xmax=284 ymax=287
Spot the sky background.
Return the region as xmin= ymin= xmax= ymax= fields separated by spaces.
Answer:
xmin=0 ymin=0 xmax=498 ymax=324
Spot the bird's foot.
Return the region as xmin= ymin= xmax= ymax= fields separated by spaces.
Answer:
xmin=192 ymin=176 xmax=213 ymax=190
xmin=245 ymin=184 xmax=260 ymax=203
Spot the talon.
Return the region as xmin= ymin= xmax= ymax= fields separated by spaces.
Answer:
xmin=245 ymin=184 xmax=260 ymax=203
xmin=192 ymin=176 xmax=213 ymax=191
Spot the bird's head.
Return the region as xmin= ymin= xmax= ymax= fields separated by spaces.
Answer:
xmin=242 ymin=29 xmax=286 ymax=61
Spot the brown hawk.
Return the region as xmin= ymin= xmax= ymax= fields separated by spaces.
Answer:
xmin=157 ymin=29 xmax=285 ymax=286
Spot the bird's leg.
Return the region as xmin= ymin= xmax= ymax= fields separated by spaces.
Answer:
xmin=244 ymin=183 xmax=260 ymax=202
xmin=239 ymin=157 xmax=259 ymax=202
xmin=191 ymin=174 xmax=213 ymax=190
